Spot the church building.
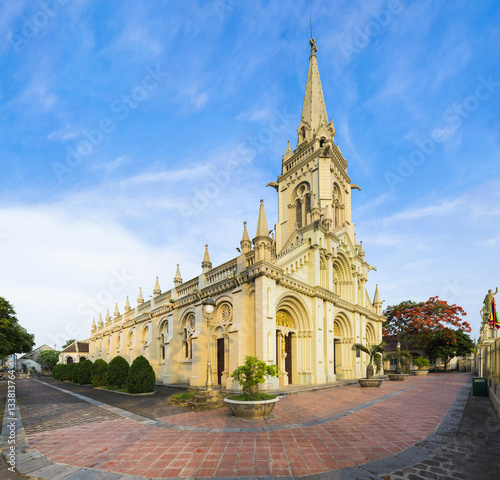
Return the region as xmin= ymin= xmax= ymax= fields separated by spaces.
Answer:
xmin=87 ymin=39 xmax=385 ymax=389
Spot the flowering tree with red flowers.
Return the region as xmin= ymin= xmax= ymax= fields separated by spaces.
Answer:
xmin=383 ymin=296 xmax=471 ymax=351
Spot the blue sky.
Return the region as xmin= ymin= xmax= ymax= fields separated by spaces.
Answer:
xmin=1 ymin=0 xmax=499 ymax=349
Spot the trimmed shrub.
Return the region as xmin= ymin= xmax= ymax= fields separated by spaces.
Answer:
xmin=78 ymin=359 xmax=93 ymax=385
xmin=106 ymin=356 xmax=129 ymax=388
xmin=52 ymin=364 xmax=60 ymax=380
xmin=71 ymin=362 xmax=82 ymax=383
xmin=91 ymin=359 xmax=108 ymax=387
xmin=126 ymin=356 xmax=156 ymax=393
xmin=68 ymin=362 xmax=77 ymax=382
xmin=59 ymin=364 xmax=70 ymax=381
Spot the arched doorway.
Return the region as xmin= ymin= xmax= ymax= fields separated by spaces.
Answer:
xmin=276 ymin=312 xmax=294 ymax=385
xmin=213 ymin=302 xmax=233 ymax=388
xmin=276 ymin=294 xmax=312 ymax=386
xmin=333 ymin=313 xmax=354 ymax=379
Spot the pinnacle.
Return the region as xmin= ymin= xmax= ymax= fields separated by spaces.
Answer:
xmin=255 ymin=199 xmax=270 ymax=238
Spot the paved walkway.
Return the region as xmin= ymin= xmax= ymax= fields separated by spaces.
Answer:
xmin=1 ymin=373 xmax=499 ymax=479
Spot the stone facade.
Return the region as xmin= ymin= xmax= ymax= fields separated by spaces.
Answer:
xmin=87 ymin=39 xmax=385 ymax=389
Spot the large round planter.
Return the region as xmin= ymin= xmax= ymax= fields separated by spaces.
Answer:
xmin=388 ymin=374 xmax=408 ymax=381
xmin=358 ymin=379 xmax=383 ymax=388
xmin=224 ymin=396 xmax=279 ymax=418
xmin=412 ymin=370 xmax=428 ymax=376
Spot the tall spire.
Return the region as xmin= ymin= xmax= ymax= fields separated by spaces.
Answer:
xmin=137 ymin=287 xmax=144 ymax=305
xmin=174 ymin=264 xmax=182 ymax=286
xmin=297 ymin=38 xmax=329 ymax=143
xmin=358 ymin=241 xmax=365 ymax=260
xmin=240 ymin=221 xmax=252 ymax=254
xmin=255 ymin=199 xmax=270 ymax=238
xmin=153 ymin=277 xmax=161 ymax=296
xmin=124 ymin=296 xmax=131 ymax=311
xmin=202 ymin=245 xmax=212 ymax=273
xmin=373 ymin=284 xmax=381 ymax=304
xmin=373 ymin=284 xmax=383 ymax=315
xmin=114 ymin=303 xmax=120 ymax=317
xmin=283 ymin=141 xmax=293 ymax=161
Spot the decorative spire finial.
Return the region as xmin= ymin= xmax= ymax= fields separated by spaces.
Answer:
xmin=241 ymin=221 xmax=251 ymax=253
xmin=174 ymin=264 xmax=183 ymax=286
xmin=309 ymin=37 xmax=317 ymax=55
xmin=153 ymin=276 xmax=161 ymax=296
xmin=124 ymin=296 xmax=131 ymax=311
xmin=137 ymin=287 xmax=144 ymax=305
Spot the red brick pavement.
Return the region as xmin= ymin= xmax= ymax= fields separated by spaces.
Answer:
xmin=25 ymin=374 xmax=469 ymax=478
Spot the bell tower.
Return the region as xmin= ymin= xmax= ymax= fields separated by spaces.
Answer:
xmin=275 ymin=38 xmax=354 ymax=253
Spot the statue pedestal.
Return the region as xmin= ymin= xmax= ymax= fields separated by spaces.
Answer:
xmin=187 ymin=390 xmax=225 ymax=411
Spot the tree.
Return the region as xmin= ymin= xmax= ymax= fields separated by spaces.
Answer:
xmin=384 ymin=346 xmax=412 ymax=374
xmin=61 ymin=339 xmax=76 ymax=349
xmin=91 ymin=359 xmax=108 ymax=387
xmin=351 ymin=342 xmax=385 ymax=378
xmin=78 ymin=360 xmax=93 ymax=385
xmin=383 ymin=297 xmax=471 ymax=350
xmin=38 ymin=350 xmax=60 ymax=369
xmin=0 ymin=297 xmax=35 ymax=358
xmin=107 ymin=356 xmax=129 ymax=388
xmin=126 ymin=356 xmax=156 ymax=393
xmin=230 ymin=356 xmax=279 ymax=398
xmin=425 ymin=330 xmax=475 ymax=370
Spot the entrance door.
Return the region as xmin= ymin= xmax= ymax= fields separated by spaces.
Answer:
xmin=285 ymin=334 xmax=292 ymax=384
xmin=217 ymin=338 xmax=225 ymax=385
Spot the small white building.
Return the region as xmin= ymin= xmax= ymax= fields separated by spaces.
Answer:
xmin=18 ymin=344 xmax=53 ymax=372
xmin=59 ymin=341 xmax=89 ymax=364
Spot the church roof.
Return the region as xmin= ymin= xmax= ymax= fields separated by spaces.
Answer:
xmin=300 ymin=38 xmax=329 ymax=130
xmin=61 ymin=341 xmax=89 ymax=353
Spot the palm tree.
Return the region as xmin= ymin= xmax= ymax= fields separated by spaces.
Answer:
xmin=384 ymin=342 xmax=412 ymax=374
xmin=352 ymin=341 xmax=386 ymax=379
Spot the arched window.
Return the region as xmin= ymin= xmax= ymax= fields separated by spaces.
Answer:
xmin=181 ymin=313 xmax=195 ymax=360
xmin=66 ymin=356 xmax=73 ymax=364
xmin=296 ymin=200 xmax=302 ymax=228
xmin=79 ymin=357 xmax=86 ymax=362
xmin=301 ymin=126 xmax=306 ymax=142
xmin=160 ymin=333 xmax=165 ymax=361
xmin=305 ymin=194 xmax=311 ymax=215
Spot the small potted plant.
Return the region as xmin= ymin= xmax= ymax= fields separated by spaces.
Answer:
xmin=384 ymin=342 xmax=412 ymax=381
xmin=413 ymin=357 xmax=430 ymax=375
xmin=352 ymin=341 xmax=385 ymax=387
xmin=224 ymin=356 xmax=279 ymax=418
